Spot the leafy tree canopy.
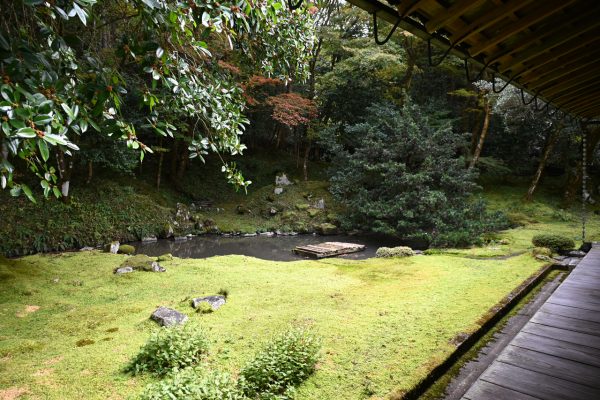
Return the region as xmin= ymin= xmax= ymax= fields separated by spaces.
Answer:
xmin=0 ymin=0 xmax=315 ymax=200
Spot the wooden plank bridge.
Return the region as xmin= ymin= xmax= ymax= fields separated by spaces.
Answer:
xmin=461 ymin=246 xmax=600 ymax=400
xmin=293 ymin=242 xmax=365 ymax=258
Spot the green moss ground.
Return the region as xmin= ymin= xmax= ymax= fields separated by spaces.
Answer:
xmin=0 ymin=250 xmax=545 ymax=399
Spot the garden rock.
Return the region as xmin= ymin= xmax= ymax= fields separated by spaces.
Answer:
xmin=142 ymin=236 xmax=158 ymax=242
xmin=109 ymin=241 xmax=120 ymax=254
xmin=566 ymin=250 xmax=586 ymax=258
xmin=315 ymin=198 xmax=325 ymax=209
xmin=151 ymin=307 xmax=188 ymax=327
xmin=152 ymin=263 xmax=166 ymax=272
xmin=275 ymin=173 xmax=292 ymax=186
xmin=269 ymin=207 xmax=278 ymax=216
xmin=119 ymin=255 xmax=166 ymax=272
xmin=307 ymin=209 xmax=319 ymax=218
xmin=274 ymin=187 xmax=284 ymax=195
xmin=114 ymin=267 xmax=134 ymax=275
xmin=259 ymin=231 xmax=275 ymax=237
xmin=80 ymin=246 xmax=95 ymax=251
xmin=192 ymin=295 xmax=226 ymax=311
xmin=317 ymin=223 xmax=338 ymax=235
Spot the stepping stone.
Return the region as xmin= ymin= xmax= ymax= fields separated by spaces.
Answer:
xmin=114 ymin=267 xmax=134 ymax=275
xmin=192 ymin=295 xmax=226 ymax=311
xmin=151 ymin=307 xmax=188 ymax=327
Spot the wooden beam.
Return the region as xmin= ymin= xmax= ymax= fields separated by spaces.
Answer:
xmin=425 ymin=0 xmax=485 ymax=33
xmin=534 ymin=67 xmax=600 ymax=95
xmin=522 ymin=56 xmax=600 ymax=89
xmin=559 ymin=92 xmax=600 ymax=110
xmin=555 ymin=87 xmax=600 ymax=108
xmin=519 ymin=47 xmax=600 ymax=85
xmin=485 ymin=9 xmax=597 ymax=66
xmin=499 ymin=27 xmax=600 ymax=76
xmin=550 ymin=82 xmax=600 ymax=104
xmin=397 ymin=0 xmax=423 ymax=17
xmin=449 ymin=0 xmax=534 ymax=46
xmin=539 ymin=72 xmax=600 ymax=98
xmin=510 ymin=36 xmax=600 ymax=79
xmin=469 ymin=0 xmax=574 ymax=57
xmin=563 ymin=101 xmax=600 ymax=117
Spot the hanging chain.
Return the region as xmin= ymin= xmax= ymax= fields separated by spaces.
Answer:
xmin=582 ymin=125 xmax=587 ymax=242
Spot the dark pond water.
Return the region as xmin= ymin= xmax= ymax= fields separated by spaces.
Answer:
xmin=132 ymin=234 xmax=409 ymax=261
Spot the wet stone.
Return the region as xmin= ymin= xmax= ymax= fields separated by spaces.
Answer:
xmin=192 ymin=295 xmax=226 ymax=311
xmin=151 ymin=306 xmax=188 ymax=327
xmin=114 ymin=266 xmax=134 ymax=275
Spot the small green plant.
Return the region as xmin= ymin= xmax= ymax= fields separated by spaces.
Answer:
xmin=196 ymin=303 xmax=214 ymax=314
xmin=239 ymin=327 xmax=321 ymax=399
xmin=118 ymin=244 xmax=136 ymax=255
xmin=218 ymin=288 xmax=229 ymax=299
xmin=139 ymin=368 xmax=244 ymax=400
xmin=375 ymin=246 xmax=415 ymax=258
xmin=531 ymin=234 xmax=574 ymax=252
xmin=126 ymin=324 xmax=209 ymax=376
xmin=532 ymin=247 xmax=553 ymax=257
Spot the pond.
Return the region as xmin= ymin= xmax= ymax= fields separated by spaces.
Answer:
xmin=132 ymin=234 xmax=409 ymax=261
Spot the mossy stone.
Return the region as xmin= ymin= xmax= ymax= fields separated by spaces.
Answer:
xmin=157 ymin=253 xmax=173 ymax=262
xmin=118 ymin=245 xmax=136 ymax=255
xmin=295 ymin=203 xmax=310 ymax=211
xmin=307 ymin=209 xmax=320 ymax=218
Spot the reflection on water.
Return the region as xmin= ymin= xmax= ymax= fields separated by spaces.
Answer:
xmin=132 ymin=234 xmax=408 ymax=261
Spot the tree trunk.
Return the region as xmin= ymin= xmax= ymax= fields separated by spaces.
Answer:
xmin=157 ymin=152 xmax=164 ymax=190
xmin=468 ymin=99 xmax=491 ymax=170
xmin=303 ymin=142 xmax=310 ymax=181
xmin=1 ymin=139 xmax=8 ymax=161
xmin=525 ymin=123 xmax=563 ymax=201
xmin=562 ymin=126 xmax=600 ymax=206
xmin=86 ymin=160 xmax=93 ymax=184
xmin=56 ymin=149 xmax=73 ymax=202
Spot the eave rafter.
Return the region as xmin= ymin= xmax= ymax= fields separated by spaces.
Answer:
xmin=345 ymin=0 xmax=600 ymax=118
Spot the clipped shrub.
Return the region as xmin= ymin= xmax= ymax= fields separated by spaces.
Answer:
xmin=126 ymin=324 xmax=209 ymax=376
xmin=532 ymin=247 xmax=553 ymax=257
xmin=239 ymin=328 xmax=320 ymax=399
xmin=120 ymin=254 xmax=157 ymax=271
xmin=118 ymin=244 xmax=135 ymax=255
xmin=531 ymin=234 xmax=574 ymax=252
xmin=139 ymin=369 xmax=244 ymax=400
xmin=157 ymin=253 xmax=173 ymax=262
xmin=375 ymin=246 xmax=415 ymax=258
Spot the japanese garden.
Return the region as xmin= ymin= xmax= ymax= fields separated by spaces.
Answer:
xmin=1 ymin=1 xmax=599 ymax=399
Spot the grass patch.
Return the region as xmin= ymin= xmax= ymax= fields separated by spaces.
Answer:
xmin=0 ymin=250 xmax=545 ymax=399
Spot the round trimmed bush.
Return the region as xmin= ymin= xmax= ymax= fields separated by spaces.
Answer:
xmin=376 ymin=246 xmax=415 ymax=258
xmin=531 ymin=234 xmax=574 ymax=252
xmin=118 ymin=244 xmax=136 ymax=255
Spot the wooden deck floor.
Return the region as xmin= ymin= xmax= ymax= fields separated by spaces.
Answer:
xmin=462 ymin=247 xmax=600 ymax=400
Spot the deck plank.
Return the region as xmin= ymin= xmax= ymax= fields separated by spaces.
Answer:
xmin=462 ymin=380 xmax=541 ymax=400
xmin=522 ymin=322 xmax=600 ymax=350
xmin=479 ymin=363 xmax=600 ymax=400
xmin=458 ymin=248 xmax=600 ymax=400
xmin=530 ymin=311 xmax=600 ymax=337
xmin=539 ymin=302 xmax=600 ymax=324
xmin=511 ymin=331 xmax=600 ymax=367
xmin=497 ymin=345 xmax=600 ymax=387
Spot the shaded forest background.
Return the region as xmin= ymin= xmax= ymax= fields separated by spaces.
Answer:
xmin=1 ymin=0 xmax=598 ymax=255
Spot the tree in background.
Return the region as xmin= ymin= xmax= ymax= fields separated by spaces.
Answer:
xmin=0 ymin=0 xmax=315 ymax=201
xmin=320 ymin=102 xmax=503 ymax=246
